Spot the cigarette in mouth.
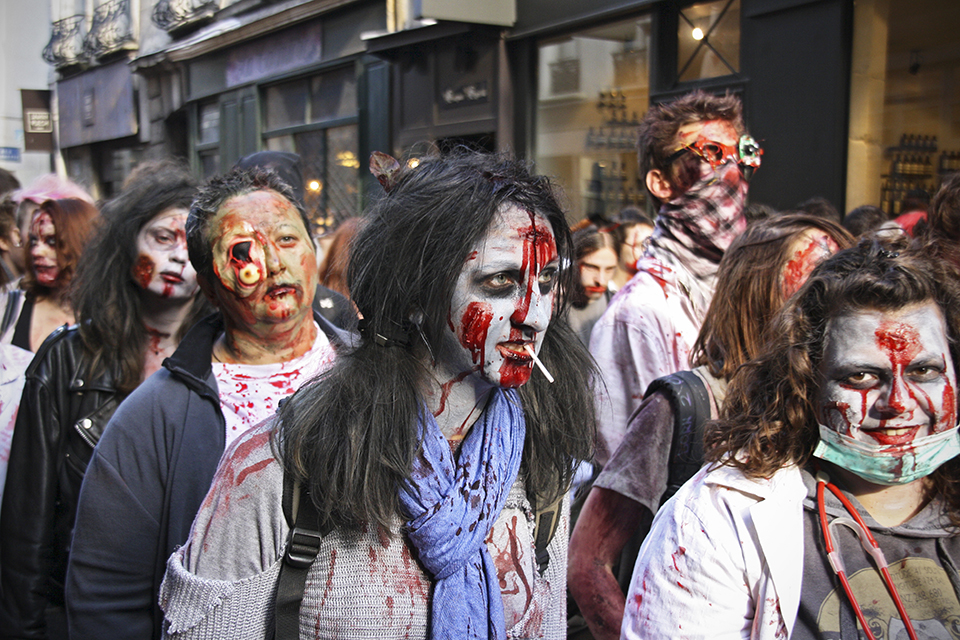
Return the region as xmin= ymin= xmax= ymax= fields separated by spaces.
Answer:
xmin=524 ymin=344 xmax=555 ymax=384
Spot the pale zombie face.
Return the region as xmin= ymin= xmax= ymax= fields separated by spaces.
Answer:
xmin=29 ymin=210 xmax=59 ymax=286
xmin=781 ymin=228 xmax=841 ymax=299
xmin=580 ymin=246 xmax=618 ymax=302
xmin=817 ymin=302 xmax=958 ymax=446
xmin=132 ymin=207 xmax=198 ymax=301
xmin=208 ymin=190 xmax=317 ymax=327
xmin=446 ymin=205 xmax=559 ymax=389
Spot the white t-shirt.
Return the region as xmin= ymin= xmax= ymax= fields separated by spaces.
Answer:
xmin=212 ymin=324 xmax=335 ymax=449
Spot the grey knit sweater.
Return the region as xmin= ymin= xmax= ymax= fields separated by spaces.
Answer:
xmin=159 ymin=421 xmax=568 ymax=640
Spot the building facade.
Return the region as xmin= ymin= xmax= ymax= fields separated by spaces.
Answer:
xmin=38 ymin=0 xmax=960 ymax=224
xmin=1 ymin=0 xmax=54 ymax=188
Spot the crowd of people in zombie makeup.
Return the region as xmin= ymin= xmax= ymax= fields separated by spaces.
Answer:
xmin=1 ymin=88 xmax=960 ymax=640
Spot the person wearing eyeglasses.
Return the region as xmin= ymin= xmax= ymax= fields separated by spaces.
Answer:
xmin=589 ymin=90 xmax=762 ymax=467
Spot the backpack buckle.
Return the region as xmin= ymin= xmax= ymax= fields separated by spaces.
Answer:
xmin=285 ymin=526 xmax=323 ymax=569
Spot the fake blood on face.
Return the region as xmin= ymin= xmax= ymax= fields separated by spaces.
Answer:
xmin=133 ymin=254 xmax=155 ymax=289
xmin=497 ymin=211 xmax=557 ymax=387
xmin=875 ymin=321 xmax=923 ymax=420
xmin=461 ymin=302 xmax=493 ymax=365
xmin=447 ymin=205 xmax=558 ymax=391
xmin=818 ymin=304 xmax=957 ymax=447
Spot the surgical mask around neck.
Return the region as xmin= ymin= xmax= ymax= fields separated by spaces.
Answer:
xmin=812 ymin=424 xmax=960 ymax=486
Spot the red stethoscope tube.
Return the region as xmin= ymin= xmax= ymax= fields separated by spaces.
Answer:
xmin=816 ymin=472 xmax=919 ymax=640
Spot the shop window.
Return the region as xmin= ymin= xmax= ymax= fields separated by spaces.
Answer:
xmin=264 ymin=80 xmax=308 ymax=131
xmin=677 ymin=0 xmax=740 ymax=83
xmin=536 ymin=15 xmax=652 ymax=224
xmin=263 ymin=65 xmax=360 ymax=232
xmin=309 ymin=66 xmax=357 ymax=123
xmin=872 ymin=0 xmax=960 ymax=216
xmin=197 ymin=100 xmax=220 ymax=179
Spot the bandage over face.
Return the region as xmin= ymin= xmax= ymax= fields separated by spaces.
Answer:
xmin=813 ymin=423 xmax=960 ymax=485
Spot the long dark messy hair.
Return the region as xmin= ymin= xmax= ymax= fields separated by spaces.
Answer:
xmin=72 ymin=159 xmax=209 ymax=393
xmin=691 ymin=213 xmax=853 ymax=380
xmin=277 ymin=150 xmax=598 ymax=532
xmin=704 ymin=235 xmax=960 ymax=524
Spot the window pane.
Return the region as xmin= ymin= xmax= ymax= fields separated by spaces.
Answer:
xmin=264 ymin=135 xmax=296 ymax=154
xmin=199 ymin=152 xmax=220 ymax=180
xmin=295 ymin=130 xmax=327 ymax=230
xmin=323 ymin=124 xmax=359 ymax=229
xmin=678 ymin=0 xmax=740 ymax=82
xmin=264 ymin=79 xmax=307 ymax=130
xmin=309 ymin=66 xmax=358 ymax=123
xmin=536 ymin=15 xmax=652 ymax=223
xmin=198 ymin=102 xmax=219 ymax=144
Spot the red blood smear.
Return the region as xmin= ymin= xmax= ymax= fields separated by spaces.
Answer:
xmin=459 ymin=302 xmax=493 ymax=365
xmin=499 ymin=326 xmax=531 ymax=388
xmin=671 ymin=546 xmax=686 ymax=571
xmin=509 ymin=211 xmax=558 ymax=326
xmin=133 ymin=254 xmax=154 ymax=289
xmin=148 ymin=330 xmax=162 ymax=355
xmin=875 ymin=321 xmax=922 ymax=426
xmin=434 ymin=370 xmax=473 ymax=417
xmin=781 ymin=237 xmax=822 ymax=299
xmin=499 ymin=212 xmax=555 ymax=387
xmin=646 ymin=262 xmax=670 ymax=298
xmin=940 ymin=375 xmax=957 ymax=433
xmin=235 ymin=458 xmax=272 ymax=485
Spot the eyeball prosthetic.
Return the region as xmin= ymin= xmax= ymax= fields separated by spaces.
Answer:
xmin=229 ymin=240 xmax=263 ymax=288
xmin=239 ymin=263 xmax=260 ymax=285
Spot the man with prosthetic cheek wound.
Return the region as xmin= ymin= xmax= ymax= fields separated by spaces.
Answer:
xmin=65 ymin=168 xmax=352 ymax=640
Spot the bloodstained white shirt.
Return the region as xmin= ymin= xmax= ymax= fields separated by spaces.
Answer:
xmin=212 ymin=324 xmax=334 ymax=449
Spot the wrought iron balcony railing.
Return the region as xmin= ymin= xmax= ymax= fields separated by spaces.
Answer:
xmin=42 ymin=15 xmax=87 ymax=67
xmin=153 ymin=0 xmax=219 ymax=32
xmin=84 ymin=0 xmax=136 ymax=58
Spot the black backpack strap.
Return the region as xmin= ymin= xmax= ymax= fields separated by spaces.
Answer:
xmin=274 ymin=473 xmax=330 ymax=640
xmin=644 ymin=370 xmax=711 ymax=504
xmin=531 ymin=492 xmax=563 ymax=575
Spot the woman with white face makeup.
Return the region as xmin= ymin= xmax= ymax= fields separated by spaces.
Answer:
xmin=158 ymin=150 xmax=597 ymax=640
xmin=3 ymin=197 xmax=100 ymax=351
xmin=621 ymin=236 xmax=960 ymax=640
xmin=0 ymin=160 xmax=208 ymax=639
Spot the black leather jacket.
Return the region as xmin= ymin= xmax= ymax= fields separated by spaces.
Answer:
xmin=0 ymin=325 xmax=123 ymax=639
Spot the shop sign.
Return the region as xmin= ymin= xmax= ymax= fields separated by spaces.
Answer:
xmin=25 ymin=110 xmax=52 ymax=134
xmin=21 ymin=89 xmax=53 ymax=152
xmin=0 ymin=147 xmax=21 ymax=163
xmin=440 ymin=81 xmax=488 ymax=109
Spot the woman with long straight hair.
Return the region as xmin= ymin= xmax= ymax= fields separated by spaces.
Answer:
xmin=159 ymin=150 xmax=597 ymax=640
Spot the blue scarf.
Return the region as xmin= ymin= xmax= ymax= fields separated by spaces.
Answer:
xmin=398 ymin=388 xmax=526 ymax=640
